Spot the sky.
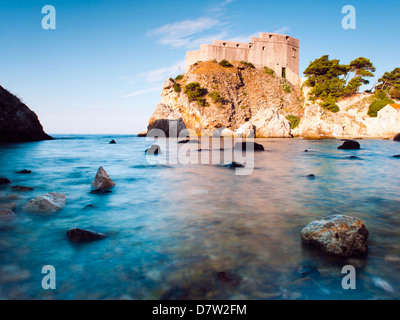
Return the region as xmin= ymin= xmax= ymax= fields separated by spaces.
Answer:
xmin=0 ymin=0 xmax=399 ymax=134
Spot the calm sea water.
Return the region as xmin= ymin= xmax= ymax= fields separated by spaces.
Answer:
xmin=0 ymin=135 xmax=400 ymax=300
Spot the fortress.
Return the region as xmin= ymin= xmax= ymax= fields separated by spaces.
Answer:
xmin=186 ymin=33 xmax=300 ymax=85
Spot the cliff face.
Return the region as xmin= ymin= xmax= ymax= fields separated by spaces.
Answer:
xmin=0 ymin=85 xmax=52 ymax=142
xmin=147 ymin=60 xmax=380 ymax=138
xmin=148 ymin=61 xmax=303 ymax=138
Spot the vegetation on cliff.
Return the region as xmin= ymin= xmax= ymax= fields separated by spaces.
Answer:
xmin=304 ymin=55 xmax=376 ymax=112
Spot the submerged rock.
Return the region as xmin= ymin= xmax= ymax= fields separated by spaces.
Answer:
xmin=394 ymin=133 xmax=400 ymax=142
xmin=16 ymin=169 xmax=31 ymax=174
xmin=0 ymin=209 xmax=17 ymax=221
xmin=90 ymin=189 xmax=112 ymax=194
xmin=393 ymin=155 xmax=400 ymax=158
xmin=301 ymin=215 xmax=369 ymax=257
xmin=23 ymin=193 xmax=66 ymax=213
xmin=216 ymin=271 xmax=242 ymax=288
xmin=11 ymin=186 xmax=34 ymax=192
xmin=338 ymin=140 xmax=360 ymax=150
xmin=66 ymin=228 xmax=106 ymax=242
xmin=227 ymin=162 xmax=245 ymax=169
xmin=109 ymin=140 xmax=116 ymax=144
xmin=297 ymin=265 xmax=319 ymax=278
xmin=92 ymin=167 xmax=115 ymax=191
xmin=234 ymin=141 xmax=265 ymax=152
xmin=307 ymin=174 xmax=315 ymax=179
xmin=0 ymin=178 xmax=11 ymax=185
xmin=372 ymin=277 xmax=394 ymax=293
xmin=0 ymin=203 xmax=16 ymax=211
xmin=145 ymin=144 xmax=161 ymax=155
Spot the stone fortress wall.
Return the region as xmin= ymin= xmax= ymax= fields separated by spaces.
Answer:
xmin=186 ymin=33 xmax=300 ymax=85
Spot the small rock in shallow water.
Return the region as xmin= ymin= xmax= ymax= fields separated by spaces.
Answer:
xmin=0 ymin=203 xmax=16 ymax=211
xmin=227 ymin=162 xmax=245 ymax=169
xmin=92 ymin=167 xmax=115 ymax=191
xmin=109 ymin=140 xmax=116 ymax=144
xmin=216 ymin=271 xmax=242 ymax=288
xmin=0 ymin=209 xmax=17 ymax=221
xmin=301 ymin=215 xmax=369 ymax=257
xmin=338 ymin=140 xmax=360 ymax=150
xmin=297 ymin=265 xmax=319 ymax=278
xmin=67 ymin=228 xmax=106 ymax=242
xmin=0 ymin=178 xmax=11 ymax=185
xmin=393 ymin=133 xmax=400 ymax=141
xmin=11 ymin=186 xmax=34 ymax=192
xmin=393 ymin=155 xmax=400 ymax=158
xmin=234 ymin=141 xmax=265 ymax=152
xmin=348 ymin=156 xmax=361 ymax=160
xmin=90 ymin=189 xmax=112 ymax=194
xmin=372 ymin=277 xmax=394 ymax=293
xmin=16 ymin=169 xmax=31 ymax=174
xmin=23 ymin=193 xmax=66 ymax=213
xmin=145 ymin=144 xmax=161 ymax=155
xmin=307 ymin=174 xmax=315 ymax=179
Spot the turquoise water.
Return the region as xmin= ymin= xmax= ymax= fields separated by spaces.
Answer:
xmin=0 ymin=135 xmax=400 ymax=300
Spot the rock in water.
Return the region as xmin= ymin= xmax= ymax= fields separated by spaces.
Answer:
xmin=67 ymin=228 xmax=106 ymax=242
xmin=147 ymin=103 xmax=187 ymax=137
xmin=16 ymin=169 xmax=32 ymax=174
xmin=92 ymin=167 xmax=115 ymax=191
xmin=0 ymin=85 xmax=53 ymax=142
xmin=227 ymin=162 xmax=245 ymax=168
xmin=0 ymin=209 xmax=17 ymax=221
xmin=338 ymin=140 xmax=360 ymax=150
xmin=23 ymin=193 xmax=66 ymax=213
xmin=297 ymin=265 xmax=319 ymax=278
xmin=0 ymin=178 xmax=11 ymax=185
xmin=234 ymin=141 xmax=265 ymax=151
xmin=301 ymin=215 xmax=369 ymax=257
xmin=145 ymin=145 xmax=161 ymax=155
xmin=109 ymin=140 xmax=116 ymax=144
xmin=394 ymin=133 xmax=400 ymax=142
xmin=11 ymin=186 xmax=34 ymax=192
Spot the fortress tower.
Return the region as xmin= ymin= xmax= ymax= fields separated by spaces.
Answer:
xmin=186 ymin=33 xmax=300 ymax=85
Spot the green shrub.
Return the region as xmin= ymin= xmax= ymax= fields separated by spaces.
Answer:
xmin=320 ymin=96 xmax=340 ymax=113
xmin=264 ymin=67 xmax=275 ymax=76
xmin=173 ymin=83 xmax=181 ymax=92
xmin=219 ymin=59 xmax=233 ymax=68
xmin=286 ymin=115 xmax=300 ymax=129
xmin=175 ymin=74 xmax=184 ymax=81
xmin=368 ymin=91 xmax=394 ymax=117
xmin=240 ymin=61 xmax=255 ymax=68
xmin=184 ymin=82 xmax=208 ymax=107
xmin=212 ymin=59 xmax=217 ymax=63
xmin=208 ymin=91 xmax=224 ymax=104
xmin=282 ymin=82 xmax=291 ymax=93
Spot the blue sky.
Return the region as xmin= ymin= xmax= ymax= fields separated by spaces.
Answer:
xmin=0 ymin=0 xmax=399 ymax=134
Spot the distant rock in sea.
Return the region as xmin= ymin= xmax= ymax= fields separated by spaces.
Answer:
xmin=0 ymin=85 xmax=53 ymax=142
xmin=11 ymin=186 xmax=34 ymax=192
xmin=16 ymin=169 xmax=32 ymax=174
xmin=234 ymin=141 xmax=265 ymax=152
xmin=0 ymin=177 xmax=11 ymax=185
xmin=394 ymin=133 xmax=400 ymax=141
xmin=338 ymin=140 xmax=360 ymax=150
xmin=67 ymin=228 xmax=106 ymax=242
xmin=109 ymin=140 xmax=116 ymax=144
xmin=0 ymin=209 xmax=18 ymax=222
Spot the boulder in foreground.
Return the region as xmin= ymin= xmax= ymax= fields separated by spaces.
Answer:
xmin=92 ymin=167 xmax=115 ymax=191
xmin=0 ymin=85 xmax=53 ymax=142
xmin=67 ymin=228 xmax=106 ymax=242
xmin=0 ymin=178 xmax=11 ymax=185
xmin=301 ymin=215 xmax=369 ymax=257
xmin=338 ymin=140 xmax=360 ymax=150
xmin=23 ymin=193 xmax=66 ymax=213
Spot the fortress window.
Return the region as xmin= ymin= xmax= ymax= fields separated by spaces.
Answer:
xmin=262 ymin=46 xmax=266 ymax=51
xmin=286 ymin=36 xmax=290 ymax=40
xmin=249 ymin=44 xmax=253 ymax=49
xmin=236 ymin=44 xmax=240 ymax=48
xmin=269 ymin=35 xmax=273 ymax=39
xmin=282 ymin=67 xmax=286 ymax=78
xmin=222 ymin=43 xmax=226 ymax=46
xmin=291 ymin=48 xmax=296 ymax=58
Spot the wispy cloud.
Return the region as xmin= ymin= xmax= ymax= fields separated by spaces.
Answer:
xmin=275 ymin=26 xmax=290 ymax=34
xmin=137 ymin=59 xmax=186 ymax=83
xmin=122 ymin=86 xmax=161 ymax=98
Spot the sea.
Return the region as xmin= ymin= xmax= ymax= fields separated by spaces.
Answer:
xmin=0 ymin=135 xmax=399 ymax=300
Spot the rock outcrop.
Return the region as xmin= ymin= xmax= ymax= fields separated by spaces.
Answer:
xmin=92 ymin=167 xmax=115 ymax=191
xmin=0 ymin=209 xmax=17 ymax=221
xmin=147 ymin=61 xmax=302 ymax=138
xmin=394 ymin=133 xmax=400 ymax=141
xmin=0 ymin=85 xmax=53 ymax=142
xmin=147 ymin=103 xmax=187 ymax=137
xmin=301 ymin=215 xmax=369 ymax=257
xmin=66 ymin=228 xmax=106 ymax=242
xmin=338 ymin=140 xmax=361 ymax=150
xmin=0 ymin=178 xmax=11 ymax=185
xmin=23 ymin=193 xmax=66 ymax=213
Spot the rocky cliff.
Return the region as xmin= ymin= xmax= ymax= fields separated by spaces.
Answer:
xmin=147 ymin=60 xmax=385 ymax=139
xmin=0 ymin=85 xmax=52 ymax=142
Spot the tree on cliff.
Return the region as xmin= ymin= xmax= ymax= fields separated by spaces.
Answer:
xmin=377 ymin=67 xmax=400 ymax=99
xmin=304 ymin=55 xmax=376 ymax=112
